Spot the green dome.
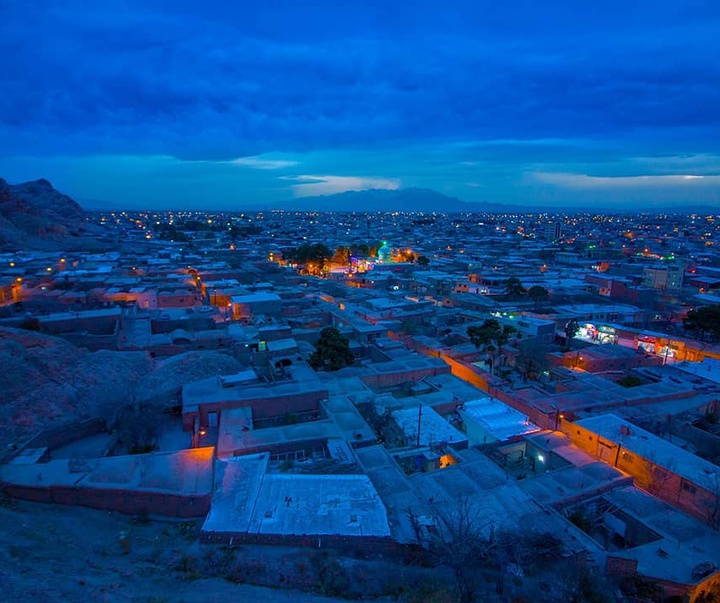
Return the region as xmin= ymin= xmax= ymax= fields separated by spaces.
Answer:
xmin=377 ymin=242 xmax=392 ymax=263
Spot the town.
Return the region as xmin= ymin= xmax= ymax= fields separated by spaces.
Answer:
xmin=2 ymin=198 xmax=720 ymax=602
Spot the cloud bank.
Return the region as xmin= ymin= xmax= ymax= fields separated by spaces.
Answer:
xmin=0 ymin=1 xmax=719 ymax=208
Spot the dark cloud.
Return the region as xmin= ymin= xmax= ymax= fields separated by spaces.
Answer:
xmin=1 ymin=0 xmax=719 ymax=160
xmin=0 ymin=1 xmax=719 ymax=208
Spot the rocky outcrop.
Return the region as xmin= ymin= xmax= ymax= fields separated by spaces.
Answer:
xmin=0 ymin=327 xmax=242 ymax=448
xmin=0 ymin=328 xmax=153 ymax=448
xmin=135 ymin=350 xmax=243 ymax=407
xmin=0 ymin=178 xmax=96 ymax=250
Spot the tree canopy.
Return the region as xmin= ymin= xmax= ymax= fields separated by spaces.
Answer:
xmin=467 ymin=319 xmax=517 ymax=351
xmin=394 ymin=248 xmax=418 ymax=263
xmin=349 ymin=241 xmax=382 ymax=258
xmin=309 ymin=327 xmax=355 ymax=371
xmin=283 ymin=242 xmax=332 ymax=266
xmin=331 ymin=246 xmax=350 ymax=265
xmin=562 ymin=318 xmax=580 ymax=351
xmin=527 ymin=285 xmax=549 ymax=309
xmin=683 ymin=305 xmax=720 ymax=342
xmin=505 ymin=277 xmax=526 ymax=300
xmin=467 ymin=319 xmax=517 ymax=375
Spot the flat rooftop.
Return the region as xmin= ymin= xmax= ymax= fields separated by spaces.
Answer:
xmin=598 ymin=486 xmax=720 ymax=586
xmin=672 ymin=358 xmax=720 ymax=385
xmin=230 ymin=292 xmax=281 ymax=304
xmin=391 ymin=406 xmax=467 ymax=448
xmin=460 ymin=397 xmax=540 ymax=442
xmin=203 ymin=454 xmax=391 ymax=538
xmin=182 ymin=363 xmax=327 ymax=412
xmin=217 ymin=408 xmax=341 ymax=459
xmin=1 ymin=448 xmax=214 ymax=495
xmin=409 ymin=448 xmax=574 ymax=543
xmin=576 ymin=413 xmax=720 ymax=490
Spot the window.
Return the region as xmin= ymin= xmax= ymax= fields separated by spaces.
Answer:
xmin=621 ymin=452 xmax=634 ymax=464
xmin=682 ymin=482 xmax=697 ymax=495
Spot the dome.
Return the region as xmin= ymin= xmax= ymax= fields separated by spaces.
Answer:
xmin=377 ymin=242 xmax=392 ymax=263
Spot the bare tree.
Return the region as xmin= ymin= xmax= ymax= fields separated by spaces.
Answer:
xmin=643 ymin=452 xmax=675 ymax=498
xmin=115 ymin=403 xmax=162 ymax=454
xmin=429 ymin=498 xmax=498 ymax=603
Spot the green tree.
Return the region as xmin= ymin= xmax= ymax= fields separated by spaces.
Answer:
xmin=351 ymin=243 xmax=369 ymax=257
xmin=332 ymin=245 xmax=351 ymax=266
xmin=116 ymin=403 xmax=161 ymax=454
xmin=617 ymin=374 xmax=643 ymax=388
xmin=467 ymin=319 xmax=517 ymax=375
xmin=309 ymin=327 xmax=355 ymax=371
xmin=395 ymin=248 xmax=418 ymax=263
xmin=527 ymin=285 xmax=549 ymax=309
xmin=505 ymin=277 xmax=526 ymax=300
xmin=156 ymin=223 xmax=189 ymax=242
xmin=684 ymin=305 xmax=720 ymax=342
xmin=284 ymin=243 xmax=332 ymax=273
xmin=563 ymin=318 xmax=580 ymax=352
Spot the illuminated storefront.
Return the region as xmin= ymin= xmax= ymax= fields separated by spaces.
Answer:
xmin=597 ymin=325 xmax=617 ymax=344
xmin=577 ymin=323 xmax=618 ymax=345
xmin=636 ymin=335 xmax=656 ymax=354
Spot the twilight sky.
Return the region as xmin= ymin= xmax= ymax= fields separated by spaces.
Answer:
xmin=1 ymin=0 xmax=719 ymax=210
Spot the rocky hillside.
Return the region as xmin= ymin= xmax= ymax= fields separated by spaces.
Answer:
xmin=0 ymin=328 xmax=243 ymax=449
xmin=0 ymin=327 xmax=153 ymax=448
xmin=0 ymin=178 xmax=98 ymax=250
xmin=135 ymin=351 xmax=242 ymax=407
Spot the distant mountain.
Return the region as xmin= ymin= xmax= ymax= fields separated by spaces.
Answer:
xmin=279 ymin=188 xmax=720 ymax=214
xmin=281 ymin=188 xmax=475 ymax=212
xmin=0 ymin=178 xmax=100 ymax=250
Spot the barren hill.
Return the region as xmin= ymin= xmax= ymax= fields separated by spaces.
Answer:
xmin=0 ymin=178 xmax=102 ymax=250
xmin=0 ymin=328 xmax=243 ymax=449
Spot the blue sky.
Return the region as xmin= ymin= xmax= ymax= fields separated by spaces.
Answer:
xmin=0 ymin=0 xmax=719 ymax=209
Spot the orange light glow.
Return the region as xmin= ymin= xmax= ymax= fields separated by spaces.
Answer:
xmin=439 ymin=454 xmax=457 ymax=468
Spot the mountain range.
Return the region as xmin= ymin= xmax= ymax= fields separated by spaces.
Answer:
xmin=4 ymin=179 xmax=719 ymax=219
xmin=276 ymin=187 xmax=720 ymax=214
xmin=277 ymin=187 xmax=525 ymax=213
